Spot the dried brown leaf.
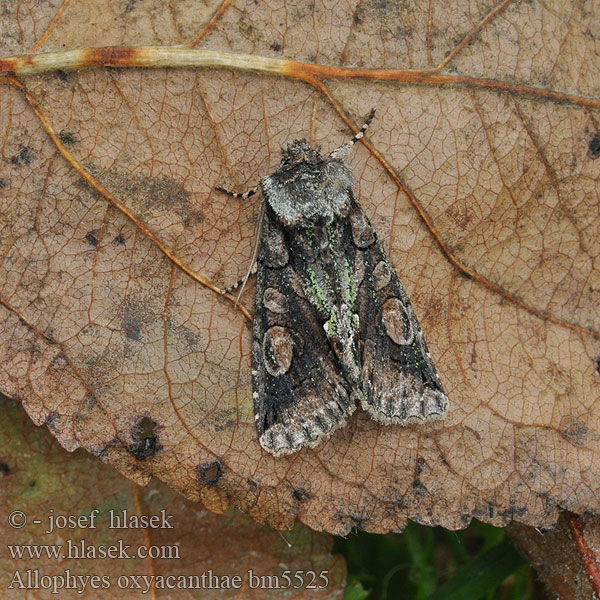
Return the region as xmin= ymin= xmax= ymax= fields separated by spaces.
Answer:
xmin=0 ymin=0 xmax=599 ymax=534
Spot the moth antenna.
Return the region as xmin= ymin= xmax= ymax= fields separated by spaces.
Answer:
xmin=215 ymin=185 xmax=262 ymax=305
xmin=215 ymin=186 xmax=258 ymax=200
xmin=329 ymin=108 xmax=376 ymax=159
xmin=223 ymin=275 xmax=246 ymax=295
xmin=232 ymin=202 xmax=264 ymax=306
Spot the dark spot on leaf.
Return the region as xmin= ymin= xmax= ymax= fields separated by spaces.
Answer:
xmin=0 ymin=177 xmax=6 ymax=188
xmin=85 ymin=230 xmax=99 ymax=247
xmin=109 ymin=171 xmax=202 ymax=227
xmin=394 ymin=26 xmax=414 ymax=39
xmin=247 ymin=478 xmax=258 ymax=492
xmin=465 ymin=425 xmax=481 ymax=441
xmin=488 ymin=505 xmax=495 ymax=518
xmin=123 ymin=314 xmax=141 ymax=340
xmin=461 ymin=513 xmax=471 ymax=524
xmin=0 ymin=463 xmax=11 ymax=476
xmin=182 ymin=327 xmax=202 ymax=349
xmin=499 ymin=505 xmax=527 ymax=519
xmin=57 ymin=70 xmax=69 ymax=81
xmin=121 ymin=0 xmax=140 ymax=15
xmin=51 ymin=354 xmax=68 ymax=371
xmin=412 ymin=478 xmax=422 ymax=488
xmin=395 ymin=495 xmax=408 ymax=509
xmin=197 ymin=460 xmax=223 ymax=486
xmin=237 ymin=13 xmax=261 ymax=42
xmin=183 ymin=211 xmax=204 ymax=227
xmin=270 ymin=42 xmax=282 ymax=51
xmin=589 ymin=133 xmax=600 ymax=158
xmin=94 ymin=445 xmax=109 ymax=460
xmin=83 ymin=393 xmax=98 ymax=409
xmin=59 ymin=131 xmax=77 ymax=145
xmin=594 ymin=354 xmax=600 ymax=376
xmin=129 ymin=417 xmax=162 ymax=460
xmin=292 ymin=487 xmax=312 ymax=502
xmin=114 ymin=234 xmax=126 ymax=245
xmin=213 ymin=419 xmax=235 ymax=433
xmin=415 ymin=457 xmax=425 ymax=475
xmin=365 ymin=0 xmax=402 ymax=22
xmin=10 ymin=146 xmax=34 ymax=166
xmin=559 ymin=416 xmax=592 ymax=446
xmin=45 ymin=412 xmax=59 ymax=430
xmin=351 ymin=515 xmax=365 ymax=530
xmin=352 ymin=6 xmax=366 ymax=24
xmin=119 ymin=295 xmax=151 ymax=342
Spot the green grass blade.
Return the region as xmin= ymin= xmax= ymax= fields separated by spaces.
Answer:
xmin=427 ymin=541 xmax=527 ymax=600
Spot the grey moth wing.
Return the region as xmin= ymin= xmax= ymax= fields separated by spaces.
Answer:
xmin=348 ymin=196 xmax=449 ymax=424
xmin=251 ymin=201 xmax=358 ymax=457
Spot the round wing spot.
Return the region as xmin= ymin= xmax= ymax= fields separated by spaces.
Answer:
xmin=373 ymin=260 xmax=391 ymax=290
xmin=263 ymin=326 xmax=294 ymax=376
xmin=350 ymin=208 xmax=375 ymax=248
xmin=263 ymin=287 xmax=288 ymax=314
xmin=381 ymin=298 xmax=413 ymax=345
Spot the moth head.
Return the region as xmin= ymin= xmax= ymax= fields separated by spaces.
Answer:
xmin=279 ymin=139 xmax=323 ymax=168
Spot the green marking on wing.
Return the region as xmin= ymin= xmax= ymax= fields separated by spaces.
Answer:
xmin=344 ymin=257 xmax=357 ymax=305
xmin=325 ymin=309 xmax=339 ymax=335
xmin=306 ymin=266 xmax=331 ymax=316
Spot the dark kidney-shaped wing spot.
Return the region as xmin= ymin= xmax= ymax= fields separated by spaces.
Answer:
xmin=197 ymin=460 xmax=223 ymax=486
xmin=129 ymin=417 xmax=162 ymax=460
xmin=381 ymin=298 xmax=414 ymax=345
xmin=263 ymin=326 xmax=294 ymax=376
xmin=0 ymin=463 xmax=11 ymax=477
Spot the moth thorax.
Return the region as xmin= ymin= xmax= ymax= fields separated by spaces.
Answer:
xmin=263 ymin=180 xmax=353 ymax=228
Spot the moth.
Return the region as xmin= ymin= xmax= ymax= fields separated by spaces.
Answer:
xmin=217 ymin=111 xmax=448 ymax=456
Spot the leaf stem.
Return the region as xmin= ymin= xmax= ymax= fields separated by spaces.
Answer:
xmin=1 ymin=46 xmax=599 ymax=110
